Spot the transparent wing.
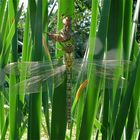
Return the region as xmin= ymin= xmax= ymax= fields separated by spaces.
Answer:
xmin=73 ymin=59 xmax=134 ymax=80
xmin=72 ymin=59 xmax=134 ymax=89
xmin=4 ymin=59 xmax=133 ymax=80
xmin=1 ymin=60 xmax=65 ymax=94
xmin=1 ymin=59 xmax=134 ymax=94
xmin=14 ymin=65 xmax=66 ymax=94
xmin=4 ymin=59 xmax=63 ymax=77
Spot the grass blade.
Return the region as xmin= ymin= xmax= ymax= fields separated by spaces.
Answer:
xmin=112 ymin=55 xmax=139 ymax=139
xmin=51 ymin=78 xmax=67 ymax=140
xmin=78 ymin=0 xmax=99 ymax=139
xmin=28 ymin=0 xmax=43 ymax=139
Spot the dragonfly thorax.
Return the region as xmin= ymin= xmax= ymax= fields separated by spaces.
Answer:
xmin=64 ymin=53 xmax=74 ymax=69
xmin=63 ymin=43 xmax=74 ymax=53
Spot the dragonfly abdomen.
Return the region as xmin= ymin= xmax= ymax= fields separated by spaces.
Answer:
xmin=66 ymin=69 xmax=72 ymax=128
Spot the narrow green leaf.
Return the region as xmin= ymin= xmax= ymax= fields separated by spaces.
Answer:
xmin=78 ymin=0 xmax=99 ymax=139
xmin=126 ymin=46 xmax=140 ymax=139
xmin=107 ymin=0 xmax=124 ymax=59
xmin=94 ymin=0 xmax=111 ymax=59
xmin=102 ymin=89 xmax=109 ymax=139
xmin=1 ymin=114 xmax=9 ymax=140
xmin=0 ymin=0 xmax=6 ymax=30
xmin=19 ymin=10 xmax=30 ymax=103
xmin=28 ymin=93 xmax=42 ymax=140
xmin=0 ymin=93 xmax=4 ymax=136
xmin=27 ymin=0 xmax=43 ymax=139
xmin=123 ymin=0 xmax=133 ymax=59
xmin=9 ymin=74 xmax=19 ymax=140
xmin=51 ymin=78 xmax=67 ymax=140
xmin=42 ymin=0 xmax=48 ymax=31
xmin=8 ymin=0 xmax=21 ymax=139
xmin=28 ymin=0 xmax=36 ymax=40
xmin=112 ymin=55 xmax=139 ymax=139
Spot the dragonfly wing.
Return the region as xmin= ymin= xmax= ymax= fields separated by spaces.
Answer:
xmin=72 ymin=59 xmax=134 ymax=88
xmin=13 ymin=65 xmax=66 ymax=94
xmin=3 ymin=60 xmax=63 ymax=77
xmin=72 ymin=59 xmax=134 ymax=80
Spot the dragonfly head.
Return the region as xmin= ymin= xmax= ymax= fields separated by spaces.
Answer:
xmin=62 ymin=16 xmax=72 ymax=27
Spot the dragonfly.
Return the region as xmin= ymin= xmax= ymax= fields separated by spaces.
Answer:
xmin=0 ymin=16 xmax=134 ymax=129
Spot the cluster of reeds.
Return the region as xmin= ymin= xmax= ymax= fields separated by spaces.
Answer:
xmin=0 ymin=0 xmax=140 ymax=140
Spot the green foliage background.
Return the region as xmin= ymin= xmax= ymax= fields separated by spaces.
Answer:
xmin=0 ymin=0 xmax=140 ymax=140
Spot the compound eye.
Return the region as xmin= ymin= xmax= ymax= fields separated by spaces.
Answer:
xmin=63 ymin=18 xmax=66 ymax=24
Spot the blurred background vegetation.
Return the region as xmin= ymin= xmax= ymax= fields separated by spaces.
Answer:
xmin=17 ymin=0 xmax=140 ymax=59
